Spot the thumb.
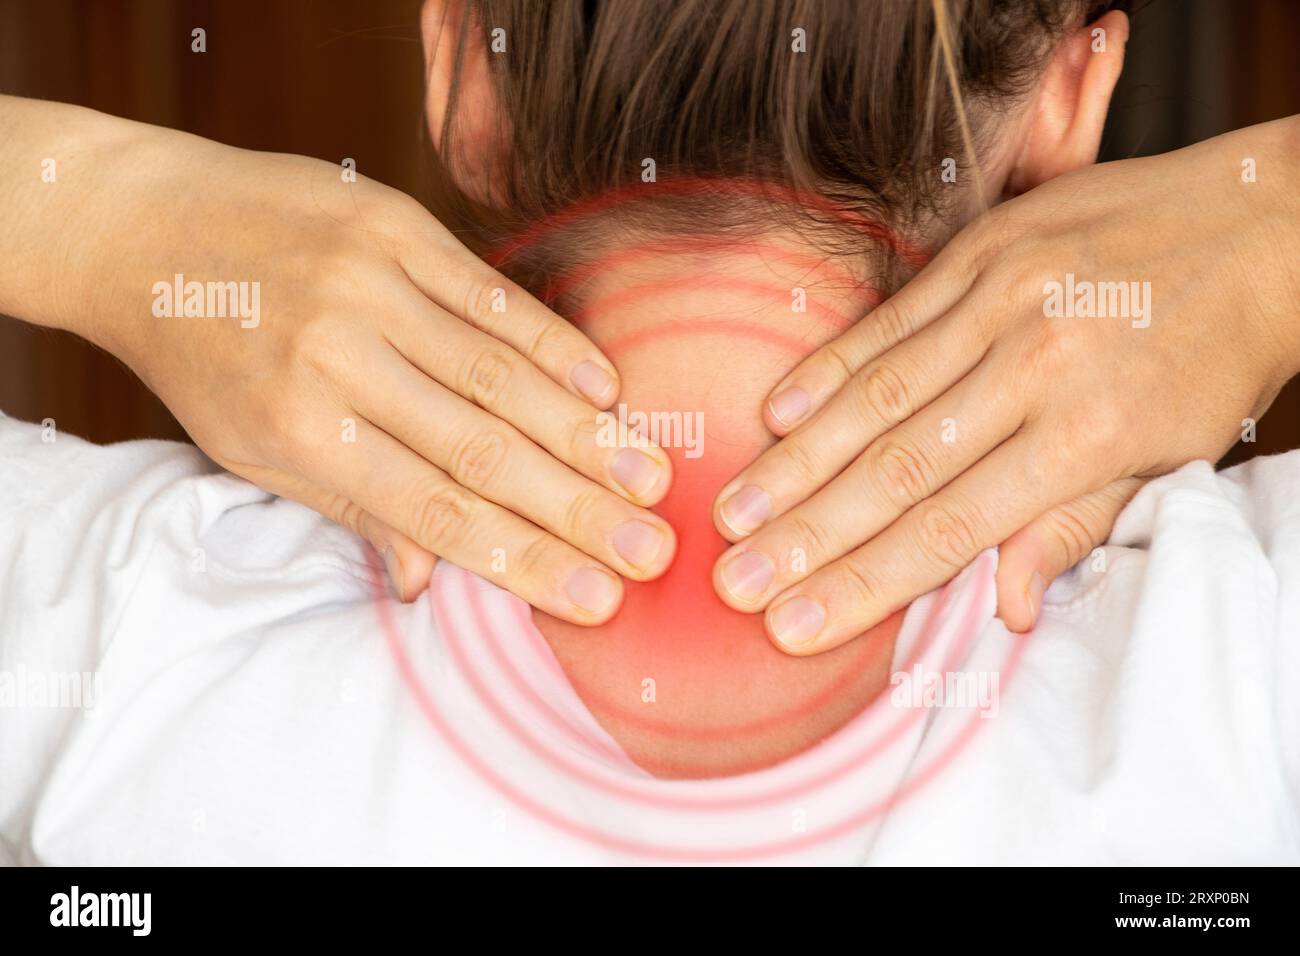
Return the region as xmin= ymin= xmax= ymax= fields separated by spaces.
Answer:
xmin=367 ymin=520 xmax=439 ymax=603
xmin=996 ymin=478 xmax=1145 ymax=633
xmin=330 ymin=505 xmax=439 ymax=603
xmin=240 ymin=466 xmax=439 ymax=602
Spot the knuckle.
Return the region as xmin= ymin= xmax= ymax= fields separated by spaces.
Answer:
xmin=447 ymin=428 xmax=510 ymax=490
xmin=786 ymin=512 xmax=841 ymax=563
xmin=286 ymin=315 xmax=341 ymax=376
xmin=1053 ymin=405 xmax=1127 ymax=465
xmin=332 ymin=498 xmax=368 ymax=535
xmin=837 ymin=556 xmax=886 ymax=609
xmin=869 ymin=301 xmax=911 ymax=349
xmin=914 ymin=499 xmax=983 ymax=572
xmin=460 ymin=347 xmax=518 ymax=407
xmin=777 ymin=437 xmax=825 ymax=487
xmin=387 ymin=190 xmax=433 ymax=228
xmin=567 ymin=411 xmax=603 ymax=460
xmin=1023 ymin=315 xmax=1087 ymax=376
xmin=512 ymin=532 xmax=555 ymax=586
xmin=304 ymin=240 xmax=365 ymax=291
xmin=355 ymin=196 xmax=408 ymax=245
xmin=559 ymin=485 xmax=606 ymax=542
xmin=1018 ymin=446 xmax=1054 ymax=493
xmin=523 ymin=315 xmax=568 ymax=366
xmin=953 ymin=214 xmax=999 ymax=266
xmin=1084 ymin=403 xmax=1129 ymax=452
xmin=1106 ymin=477 xmax=1146 ymax=510
xmin=463 ymin=276 xmax=505 ymax=325
xmin=855 ymin=361 xmax=913 ymax=427
xmin=1044 ymin=506 xmax=1096 ymax=566
xmin=817 ymin=342 xmax=857 ymax=387
xmin=410 ymin=481 xmax=474 ymax=549
xmin=870 ymin=439 xmax=937 ymax=508
xmin=965 ymin=291 xmax=1004 ymax=342
xmin=995 ymin=256 xmax=1052 ymax=306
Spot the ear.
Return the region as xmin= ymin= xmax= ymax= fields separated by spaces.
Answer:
xmin=421 ymin=0 xmax=501 ymax=202
xmin=1005 ymin=9 xmax=1129 ymax=195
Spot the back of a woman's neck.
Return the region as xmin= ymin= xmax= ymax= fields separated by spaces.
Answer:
xmin=533 ymin=237 xmax=905 ymax=778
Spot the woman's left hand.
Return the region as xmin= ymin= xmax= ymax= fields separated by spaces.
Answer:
xmin=709 ymin=116 xmax=1300 ymax=653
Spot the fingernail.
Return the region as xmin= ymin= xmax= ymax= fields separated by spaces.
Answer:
xmin=720 ymin=485 xmax=772 ymax=536
xmin=565 ymin=566 xmax=620 ymax=614
xmin=722 ymin=550 xmax=775 ymax=601
xmin=612 ymin=448 xmax=660 ymax=498
xmin=613 ymin=520 xmax=665 ymax=569
xmin=571 ymin=360 xmax=615 ymax=404
xmin=1026 ymin=571 xmax=1045 ymax=626
xmin=768 ymin=387 xmax=811 ymax=427
xmin=382 ymin=546 xmax=405 ymax=599
xmin=770 ymin=596 xmax=825 ymax=648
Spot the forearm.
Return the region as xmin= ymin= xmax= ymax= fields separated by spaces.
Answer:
xmin=0 ymin=95 xmax=163 ymax=347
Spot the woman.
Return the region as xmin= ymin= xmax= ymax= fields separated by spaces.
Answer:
xmin=0 ymin=0 xmax=1296 ymax=860
xmin=2 ymin=1 xmax=1298 ymax=640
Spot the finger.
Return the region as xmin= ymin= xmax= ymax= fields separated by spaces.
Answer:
xmin=298 ymin=417 xmax=627 ymax=624
xmin=350 ymin=347 xmax=676 ymax=581
xmin=387 ymin=286 xmax=672 ymax=506
xmin=995 ymin=477 xmax=1145 ymax=633
xmin=762 ymin=431 xmax=1093 ymax=655
xmin=396 ymin=234 xmax=622 ymax=407
xmin=713 ymin=308 xmax=989 ymax=541
xmin=260 ymin=470 xmax=439 ymax=602
xmin=762 ymin=234 xmax=983 ymax=434
xmin=713 ymin=360 xmax=1019 ymax=610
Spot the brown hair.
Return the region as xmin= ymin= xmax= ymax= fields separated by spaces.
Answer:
xmin=436 ymin=0 xmax=1126 ymax=292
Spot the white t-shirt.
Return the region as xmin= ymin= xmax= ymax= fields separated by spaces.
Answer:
xmin=0 ymin=412 xmax=1295 ymax=865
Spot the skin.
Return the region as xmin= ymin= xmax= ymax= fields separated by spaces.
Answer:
xmin=0 ymin=93 xmax=675 ymax=625
xmin=3 ymin=5 xmax=1295 ymax=772
xmin=709 ymin=8 xmax=1152 ymax=643
xmin=415 ymin=1 xmax=1141 ymax=773
xmin=713 ymin=110 xmax=1300 ymax=654
xmin=532 ymin=247 xmax=903 ymax=778
xmin=430 ymin=4 xmax=1240 ymax=648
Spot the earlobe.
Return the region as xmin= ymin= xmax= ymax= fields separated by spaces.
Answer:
xmin=1006 ymin=10 xmax=1129 ymax=195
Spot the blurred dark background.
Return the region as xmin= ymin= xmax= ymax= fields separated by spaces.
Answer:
xmin=1 ymin=0 xmax=1297 ymax=467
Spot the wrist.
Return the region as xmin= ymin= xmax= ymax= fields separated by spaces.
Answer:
xmin=1213 ymin=116 xmax=1300 ymax=378
xmin=1273 ymin=116 xmax=1300 ymax=373
xmin=1263 ymin=119 xmax=1300 ymax=378
xmin=0 ymin=97 xmax=169 ymax=349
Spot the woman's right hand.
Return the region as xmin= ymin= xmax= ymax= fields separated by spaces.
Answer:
xmin=0 ymin=98 xmax=674 ymax=622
